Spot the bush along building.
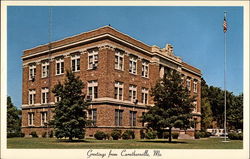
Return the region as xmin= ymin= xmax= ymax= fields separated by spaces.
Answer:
xmin=21 ymin=26 xmax=201 ymax=138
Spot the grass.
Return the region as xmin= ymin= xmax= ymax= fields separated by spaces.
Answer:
xmin=7 ymin=137 xmax=243 ymax=149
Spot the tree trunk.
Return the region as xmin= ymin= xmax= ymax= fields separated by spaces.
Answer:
xmin=69 ymin=136 xmax=73 ymax=141
xmin=169 ymin=127 xmax=172 ymax=142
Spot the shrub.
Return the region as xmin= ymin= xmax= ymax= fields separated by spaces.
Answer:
xmin=172 ymin=132 xmax=179 ymax=139
xmin=42 ymin=132 xmax=47 ymax=138
xmin=157 ymin=131 xmax=163 ymax=139
xmin=163 ymin=132 xmax=169 ymax=139
xmin=195 ymin=131 xmax=210 ymax=139
xmin=106 ymin=133 xmax=111 ymax=140
xmin=49 ymin=130 xmax=54 ymax=138
xmin=7 ymin=133 xmax=16 ymax=138
xmin=200 ymin=132 xmax=206 ymax=138
xmin=228 ymin=132 xmax=243 ymax=140
xmin=195 ymin=132 xmax=201 ymax=139
xmin=111 ymin=129 xmax=122 ymax=140
xmin=145 ymin=130 xmax=157 ymax=139
xmin=205 ymin=132 xmax=212 ymax=137
xmin=78 ymin=131 xmax=85 ymax=139
xmin=122 ymin=132 xmax=130 ymax=140
xmin=127 ymin=130 xmax=135 ymax=139
xmin=7 ymin=132 xmax=25 ymax=138
xmin=238 ymin=133 xmax=243 ymax=140
xmin=30 ymin=131 xmax=38 ymax=138
xmin=140 ymin=130 xmax=145 ymax=139
xmin=19 ymin=133 xmax=25 ymax=137
xmin=122 ymin=130 xmax=135 ymax=140
xmin=94 ymin=131 xmax=106 ymax=140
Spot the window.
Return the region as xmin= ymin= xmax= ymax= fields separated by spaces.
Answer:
xmin=114 ymin=81 xmax=123 ymax=100
xmin=71 ymin=54 xmax=80 ymax=72
xmin=193 ymin=81 xmax=197 ymax=93
xmin=193 ymin=101 xmax=197 ymax=112
xmin=88 ymin=81 xmax=98 ymax=99
xmin=41 ymin=88 xmax=49 ymax=104
xmin=142 ymin=61 xmax=149 ymax=78
xmin=55 ymin=96 xmax=61 ymax=103
xmin=29 ymin=65 xmax=36 ymax=80
xmin=88 ymin=109 xmax=97 ymax=126
xmin=129 ymin=56 xmax=137 ymax=74
xmin=41 ymin=112 xmax=47 ymax=126
xmin=28 ymin=112 xmax=34 ymax=126
xmin=129 ymin=111 xmax=137 ymax=126
xmin=141 ymin=88 xmax=149 ymax=104
xmin=41 ymin=61 xmax=49 ymax=78
xmin=115 ymin=50 xmax=124 ymax=70
xmin=186 ymin=79 xmax=191 ymax=91
xmin=28 ymin=90 xmax=36 ymax=105
xmin=88 ymin=49 xmax=98 ymax=69
xmin=129 ymin=85 xmax=137 ymax=102
xmin=115 ymin=109 xmax=123 ymax=126
xmin=56 ymin=58 xmax=64 ymax=75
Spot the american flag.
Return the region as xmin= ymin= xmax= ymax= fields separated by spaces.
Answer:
xmin=223 ymin=16 xmax=227 ymax=33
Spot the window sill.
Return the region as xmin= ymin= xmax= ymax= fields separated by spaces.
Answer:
xmin=87 ymin=68 xmax=97 ymax=71
xmin=55 ymin=73 xmax=64 ymax=76
xmin=72 ymin=70 xmax=80 ymax=73
xmin=141 ymin=76 xmax=149 ymax=79
xmin=129 ymin=72 xmax=137 ymax=76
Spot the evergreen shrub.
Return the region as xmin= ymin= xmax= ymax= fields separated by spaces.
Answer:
xmin=145 ymin=130 xmax=157 ymax=139
xmin=172 ymin=132 xmax=179 ymax=139
xmin=111 ymin=129 xmax=122 ymax=140
xmin=30 ymin=131 xmax=38 ymax=138
xmin=94 ymin=131 xmax=106 ymax=140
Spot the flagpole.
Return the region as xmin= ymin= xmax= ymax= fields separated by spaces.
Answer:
xmin=223 ymin=11 xmax=229 ymax=142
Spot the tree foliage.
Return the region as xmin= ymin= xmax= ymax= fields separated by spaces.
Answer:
xmin=51 ymin=71 xmax=89 ymax=140
xmin=7 ymin=96 xmax=21 ymax=137
xmin=200 ymin=78 xmax=243 ymax=131
xmin=142 ymin=70 xmax=195 ymax=142
xmin=200 ymin=78 xmax=213 ymax=130
xmin=227 ymin=93 xmax=243 ymax=130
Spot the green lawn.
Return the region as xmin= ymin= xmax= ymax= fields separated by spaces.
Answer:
xmin=7 ymin=137 xmax=243 ymax=149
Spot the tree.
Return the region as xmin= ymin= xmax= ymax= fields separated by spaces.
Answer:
xmin=51 ymin=71 xmax=89 ymax=141
xmin=7 ymin=96 xmax=21 ymax=137
xmin=208 ymin=86 xmax=224 ymax=128
xmin=200 ymin=78 xmax=213 ymax=130
xmin=227 ymin=93 xmax=243 ymax=130
xmin=142 ymin=70 xmax=195 ymax=142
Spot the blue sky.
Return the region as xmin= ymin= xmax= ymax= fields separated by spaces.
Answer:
xmin=7 ymin=6 xmax=243 ymax=108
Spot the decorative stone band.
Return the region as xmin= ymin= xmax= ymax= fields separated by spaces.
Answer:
xmin=21 ymin=97 xmax=153 ymax=109
xmin=22 ymin=125 xmax=145 ymax=129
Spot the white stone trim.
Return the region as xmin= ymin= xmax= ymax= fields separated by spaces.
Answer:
xmin=41 ymin=88 xmax=49 ymax=104
xmin=88 ymin=48 xmax=99 ymax=69
xmin=142 ymin=60 xmax=149 ymax=78
xmin=141 ymin=87 xmax=149 ymax=104
xmin=55 ymin=58 xmax=64 ymax=75
xmin=129 ymin=56 xmax=137 ymax=75
xmin=115 ymin=50 xmax=124 ymax=71
xmin=41 ymin=61 xmax=49 ymax=78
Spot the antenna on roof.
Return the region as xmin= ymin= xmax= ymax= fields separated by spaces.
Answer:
xmin=46 ymin=6 xmax=53 ymax=138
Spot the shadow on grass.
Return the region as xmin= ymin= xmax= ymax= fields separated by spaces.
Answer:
xmin=56 ymin=139 xmax=91 ymax=143
xmin=138 ymin=140 xmax=187 ymax=144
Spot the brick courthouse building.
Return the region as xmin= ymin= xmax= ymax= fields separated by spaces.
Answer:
xmin=21 ymin=26 xmax=201 ymax=138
